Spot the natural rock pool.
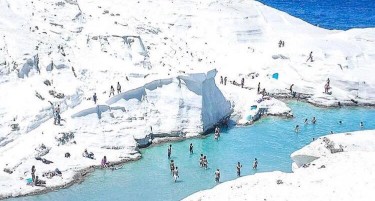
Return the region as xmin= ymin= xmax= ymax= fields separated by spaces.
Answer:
xmin=13 ymin=102 xmax=375 ymax=201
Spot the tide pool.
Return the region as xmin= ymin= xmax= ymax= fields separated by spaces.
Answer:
xmin=14 ymin=102 xmax=375 ymax=201
xmin=258 ymin=0 xmax=375 ymax=30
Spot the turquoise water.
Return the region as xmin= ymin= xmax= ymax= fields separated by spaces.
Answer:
xmin=14 ymin=102 xmax=375 ymax=201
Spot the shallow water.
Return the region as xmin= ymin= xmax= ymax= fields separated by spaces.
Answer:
xmin=14 ymin=102 xmax=375 ymax=201
xmin=258 ymin=0 xmax=375 ymax=30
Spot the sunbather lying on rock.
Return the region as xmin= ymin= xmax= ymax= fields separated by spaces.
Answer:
xmin=35 ymin=176 xmax=46 ymax=186
xmin=83 ymin=149 xmax=95 ymax=159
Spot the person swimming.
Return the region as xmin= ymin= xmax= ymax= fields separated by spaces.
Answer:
xmin=339 ymin=120 xmax=342 ymax=124
xmin=295 ymin=125 xmax=300 ymax=133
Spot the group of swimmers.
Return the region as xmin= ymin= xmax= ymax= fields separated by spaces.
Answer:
xmin=167 ymin=140 xmax=259 ymax=183
xmin=296 ymin=117 xmax=365 ymax=133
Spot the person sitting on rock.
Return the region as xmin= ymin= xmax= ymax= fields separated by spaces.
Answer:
xmin=101 ymin=156 xmax=109 ymax=168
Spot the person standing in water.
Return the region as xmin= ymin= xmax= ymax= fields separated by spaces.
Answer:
xmin=253 ymin=158 xmax=258 ymax=169
xmin=311 ymin=117 xmax=317 ymax=124
xmin=236 ymin=162 xmax=242 ymax=177
xmin=203 ymin=156 xmax=208 ymax=170
xmin=173 ymin=167 xmax=179 ymax=182
xmin=170 ymin=160 xmax=175 ymax=175
xmin=304 ymin=118 xmax=308 ymax=124
xmin=167 ymin=144 xmax=172 ymax=159
xmin=199 ymin=154 xmax=204 ymax=167
xmin=360 ymin=122 xmax=364 ymax=128
xmin=189 ymin=143 xmax=193 ymax=154
xmin=215 ymin=169 xmax=220 ymax=183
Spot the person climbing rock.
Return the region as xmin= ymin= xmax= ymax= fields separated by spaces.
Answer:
xmin=117 ymin=82 xmax=122 ymax=94
xmin=306 ymin=51 xmax=314 ymax=62
xmin=93 ymin=93 xmax=97 ymax=104
xmin=109 ymin=85 xmax=115 ymax=97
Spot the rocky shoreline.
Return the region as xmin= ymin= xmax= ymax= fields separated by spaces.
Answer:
xmin=3 ymin=98 xmax=375 ymax=200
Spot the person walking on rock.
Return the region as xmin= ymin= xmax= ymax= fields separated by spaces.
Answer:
xmin=306 ymin=51 xmax=314 ymax=62
xmin=93 ymin=93 xmax=97 ymax=104
xmin=241 ymin=78 xmax=245 ymax=88
xmin=220 ymin=76 xmax=223 ymax=84
xmin=257 ymin=82 xmax=261 ymax=94
xmin=117 ymin=82 xmax=121 ymax=94
xmin=109 ymin=85 xmax=115 ymax=97
xmin=224 ymin=77 xmax=227 ymax=85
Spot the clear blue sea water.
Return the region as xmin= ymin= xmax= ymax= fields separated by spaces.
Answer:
xmin=14 ymin=102 xmax=375 ymax=201
xmin=258 ymin=0 xmax=375 ymax=30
